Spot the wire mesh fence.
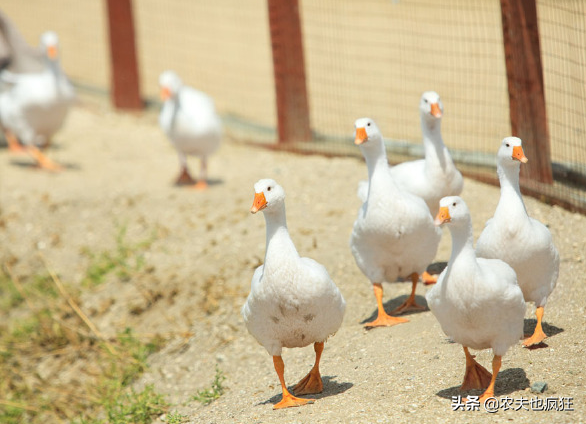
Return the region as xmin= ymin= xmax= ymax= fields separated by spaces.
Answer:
xmin=1 ymin=0 xmax=585 ymax=211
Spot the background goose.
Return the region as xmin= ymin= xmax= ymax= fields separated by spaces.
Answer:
xmin=0 ymin=30 xmax=75 ymax=170
xmin=0 ymin=9 xmax=44 ymax=75
xmin=242 ymin=179 xmax=346 ymax=409
xmin=357 ymin=91 xmax=463 ymax=216
xmin=476 ymin=137 xmax=560 ymax=347
xmin=357 ymin=92 xmax=462 ymax=284
xmin=426 ymin=196 xmax=526 ymax=402
xmin=350 ymin=118 xmax=441 ymax=327
xmin=159 ymin=70 xmax=222 ymax=190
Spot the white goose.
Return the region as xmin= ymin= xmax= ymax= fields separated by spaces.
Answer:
xmin=350 ymin=118 xmax=441 ymax=327
xmin=476 ymin=137 xmax=559 ymax=347
xmin=426 ymin=196 xmax=526 ymax=402
xmin=0 ymin=31 xmax=75 ymax=170
xmin=158 ymin=70 xmax=222 ymax=190
xmin=242 ymin=179 xmax=346 ymax=409
xmin=358 ymin=91 xmax=463 ymax=217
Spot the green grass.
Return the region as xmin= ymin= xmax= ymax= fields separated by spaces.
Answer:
xmin=165 ymin=411 xmax=189 ymax=423
xmin=192 ymin=366 xmax=226 ymax=405
xmin=81 ymin=224 xmax=156 ymax=287
xmin=0 ymin=255 xmax=167 ymax=424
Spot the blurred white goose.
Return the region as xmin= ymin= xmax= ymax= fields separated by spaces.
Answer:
xmin=242 ymin=179 xmax=346 ymax=409
xmin=159 ymin=70 xmax=221 ymax=190
xmin=476 ymin=137 xmax=559 ymax=347
xmin=0 ymin=31 xmax=75 ymax=170
xmin=427 ymin=196 xmax=525 ymax=402
xmin=350 ymin=118 xmax=441 ymax=327
xmin=358 ymin=91 xmax=463 ymax=217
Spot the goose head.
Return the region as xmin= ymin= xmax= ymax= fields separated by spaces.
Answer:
xmin=420 ymin=91 xmax=443 ymax=121
xmin=40 ymin=31 xmax=60 ymax=61
xmin=354 ymin=117 xmax=383 ymax=149
xmin=250 ymin=179 xmax=286 ymax=214
xmin=159 ymin=70 xmax=182 ymax=101
xmin=498 ymin=136 xmax=528 ymax=168
xmin=435 ymin=196 xmax=470 ymax=228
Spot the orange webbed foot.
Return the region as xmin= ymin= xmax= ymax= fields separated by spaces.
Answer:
xmin=461 ymin=351 xmax=492 ymax=391
xmin=293 ymin=370 xmax=323 ymax=395
xmin=192 ymin=180 xmax=208 ymax=191
xmin=422 ymin=271 xmax=438 ymax=285
xmin=175 ymin=168 xmax=196 ymax=186
xmin=273 ymin=392 xmax=315 ymax=409
xmin=364 ymin=312 xmax=409 ymax=328
xmin=522 ymin=328 xmax=547 ymax=347
xmin=390 ymin=298 xmax=427 ymax=315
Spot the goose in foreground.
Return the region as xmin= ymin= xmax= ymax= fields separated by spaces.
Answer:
xmin=476 ymin=137 xmax=559 ymax=347
xmin=242 ymin=179 xmax=346 ymax=409
xmin=0 ymin=31 xmax=75 ymax=169
xmin=426 ymin=196 xmax=526 ymax=402
xmin=350 ymin=118 xmax=441 ymax=327
xmin=158 ymin=70 xmax=222 ymax=190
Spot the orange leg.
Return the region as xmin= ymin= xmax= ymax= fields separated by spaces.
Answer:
xmin=26 ymin=145 xmax=62 ymax=171
xmin=523 ymin=306 xmax=547 ymax=347
xmin=272 ymin=356 xmax=315 ymax=409
xmin=478 ymin=355 xmax=501 ymax=403
xmin=460 ymin=346 xmax=492 ymax=391
xmin=5 ymin=131 xmax=26 ymax=154
xmin=192 ymin=157 xmax=209 ymax=191
xmin=364 ymin=283 xmax=409 ymax=328
xmin=422 ymin=271 xmax=438 ymax=285
xmin=391 ymin=273 xmax=427 ymax=315
xmin=294 ymin=342 xmax=324 ymax=395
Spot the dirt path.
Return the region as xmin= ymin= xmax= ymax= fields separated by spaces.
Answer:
xmin=1 ymin=103 xmax=585 ymax=423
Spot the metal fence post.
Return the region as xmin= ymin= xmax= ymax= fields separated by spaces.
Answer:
xmin=105 ymin=0 xmax=142 ymax=110
xmin=267 ymin=0 xmax=311 ymax=143
xmin=500 ymin=0 xmax=553 ymax=184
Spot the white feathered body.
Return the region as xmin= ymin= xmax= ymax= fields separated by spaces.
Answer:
xmin=427 ymin=253 xmax=525 ymax=356
xmin=476 ymin=189 xmax=559 ymax=307
xmin=0 ymin=65 xmax=74 ymax=146
xmin=159 ymin=86 xmax=221 ymax=158
xmin=351 ymin=157 xmax=441 ymax=284
xmin=242 ymin=226 xmax=345 ymax=357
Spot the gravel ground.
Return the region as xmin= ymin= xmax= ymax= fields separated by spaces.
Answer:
xmin=1 ymin=102 xmax=585 ymax=423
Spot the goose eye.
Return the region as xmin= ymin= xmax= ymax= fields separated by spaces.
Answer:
xmin=506 ymin=143 xmax=510 ymax=147
xmin=452 ymin=202 xmax=456 ymax=207
xmin=367 ymin=122 xmax=371 ymax=127
xmin=267 ymin=186 xmax=272 ymax=191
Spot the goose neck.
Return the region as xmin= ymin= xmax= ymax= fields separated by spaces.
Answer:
xmin=496 ymin=163 xmax=528 ymax=217
xmin=447 ymin=221 xmax=477 ymax=267
xmin=263 ymin=206 xmax=299 ymax=267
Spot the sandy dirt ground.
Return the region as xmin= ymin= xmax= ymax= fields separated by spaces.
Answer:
xmin=1 ymin=101 xmax=585 ymax=423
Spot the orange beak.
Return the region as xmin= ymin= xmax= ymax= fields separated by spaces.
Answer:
xmin=430 ymin=103 xmax=442 ymax=118
xmin=434 ymin=206 xmax=451 ymax=226
xmin=160 ymin=87 xmax=171 ymax=101
xmin=250 ymin=192 xmax=267 ymax=214
xmin=512 ymin=145 xmax=528 ymax=163
xmin=355 ymin=127 xmax=367 ymax=145
xmin=47 ymin=45 xmax=58 ymax=60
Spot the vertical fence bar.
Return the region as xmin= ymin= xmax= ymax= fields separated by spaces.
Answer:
xmin=105 ymin=0 xmax=142 ymax=110
xmin=500 ymin=0 xmax=553 ymax=184
xmin=267 ymin=0 xmax=311 ymax=143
